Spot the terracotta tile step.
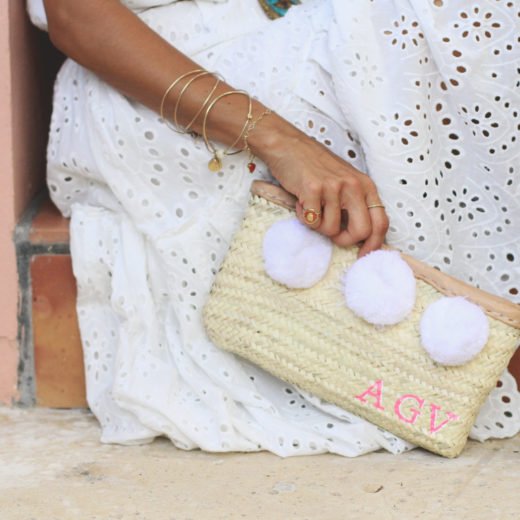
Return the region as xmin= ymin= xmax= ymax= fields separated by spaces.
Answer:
xmin=16 ymin=192 xmax=86 ymax=408
xmin=15 ymin=192 xmax=520 ymax=409
xmin=31 ymin=254 xmax=86 ymax=408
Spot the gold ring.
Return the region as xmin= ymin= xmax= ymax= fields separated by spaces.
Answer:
xmin=367 ymin=204 xmax=385 ymax=210
xmin=303 ymin=208 xmax=322 ymax=225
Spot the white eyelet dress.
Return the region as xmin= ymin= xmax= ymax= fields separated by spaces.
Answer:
xmin=28 ymin=0 xmax=520 ymax=456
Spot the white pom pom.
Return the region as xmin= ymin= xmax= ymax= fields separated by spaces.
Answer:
xmin=263 ymin=218 xmax=333 ymax=288
xmin=343 ymin=250 xmax=416 ymax=325
xmin=420 ymin=296 xmax=489 ymax=366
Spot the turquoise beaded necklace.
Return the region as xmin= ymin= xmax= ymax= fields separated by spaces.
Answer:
xmin=258 ymin=0 xmax=301 ymax=19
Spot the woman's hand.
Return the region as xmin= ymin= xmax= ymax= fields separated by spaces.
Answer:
xmin=249 ymin=121 xmax=389 ymax=257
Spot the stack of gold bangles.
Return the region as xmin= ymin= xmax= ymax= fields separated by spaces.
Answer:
xmin=160 ymin=70 xmax=386 ymax=227
xmin=160 ymin=69 xmax=272 ymax=173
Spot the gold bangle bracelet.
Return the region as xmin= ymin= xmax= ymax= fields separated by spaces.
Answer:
xmin=172 ymin=71 xmax=214 ymax=133
xmin=179 ymin=75 xmax=223 ymax=135
xmin=159 ymin=69 xmax=204 ymax=123
xmin=201 ymin=90 xmax=252 ymax=172
xmin=226 ymin=95 xmax=253 ymax=155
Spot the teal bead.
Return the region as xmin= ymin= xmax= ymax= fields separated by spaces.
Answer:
xmin=259 ymin=0 xmax=301 ymax=19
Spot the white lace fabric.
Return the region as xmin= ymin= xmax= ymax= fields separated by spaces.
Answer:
xmin=41 ymin=0 xmax=519 ymax=456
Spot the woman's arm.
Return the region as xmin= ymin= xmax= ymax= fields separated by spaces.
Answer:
xmin=43 ymin=0 xmax=388 ymax=255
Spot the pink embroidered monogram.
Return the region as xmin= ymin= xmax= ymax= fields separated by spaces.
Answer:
xmin=355 ymin=381 xmax=459 ymax=435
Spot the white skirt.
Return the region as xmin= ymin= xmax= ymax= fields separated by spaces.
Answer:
xmin=44 ymin=0 xmax=520 ymax=456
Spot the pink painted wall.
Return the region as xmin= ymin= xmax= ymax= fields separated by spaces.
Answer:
xmin=0 ymin=1 xmax=60 ymax=404
xmin=0 ymin=0 xmax=19 ymax=404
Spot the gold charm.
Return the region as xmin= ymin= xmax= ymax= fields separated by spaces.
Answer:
xmin=208 ymin=156 xmax=222 ymax=172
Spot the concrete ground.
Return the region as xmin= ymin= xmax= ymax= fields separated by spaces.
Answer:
xmin=1 ymin=408 xmax=519 ymax=520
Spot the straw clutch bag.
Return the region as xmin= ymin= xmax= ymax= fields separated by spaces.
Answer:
xmin=203 ymin=181 xmax=520 ymax=457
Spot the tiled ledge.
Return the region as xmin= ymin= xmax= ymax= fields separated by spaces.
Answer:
xmin=29 ymin=197 xmax=70 ymax=244
xmin=15 ymin=191 xmax=86 ymax=408
xmin=13 ymin=192 xmax=520 ymax=409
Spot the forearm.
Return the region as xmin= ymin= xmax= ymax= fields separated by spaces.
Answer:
xmin=43 ymin=0 xmax=298 ymax=162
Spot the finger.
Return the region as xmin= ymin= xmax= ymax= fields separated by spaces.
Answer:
xmin=295 ymin=200 xmax=303 ymax=220
xmin=299 ymin=182 xmax=323 ymax=228
xmin=357 ymin=206 xmax=389 ymax=257
xmin=295 ymin=201 xmax=313 ymax=225
xmin=317 ymin=184 xmax=341 ymax=236
xmin=332 ymin=181 xmax=372 ymax=248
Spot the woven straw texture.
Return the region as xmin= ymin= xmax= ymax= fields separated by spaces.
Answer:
xmin=203 ymin=193 xmax=520 ymax=457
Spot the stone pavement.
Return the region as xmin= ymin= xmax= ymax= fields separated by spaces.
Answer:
xmin=1 ymin=407 xmax=519 ymax=519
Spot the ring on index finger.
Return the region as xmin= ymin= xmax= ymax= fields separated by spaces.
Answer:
xmin=303 ymin=207 xmax=322 ymax=225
